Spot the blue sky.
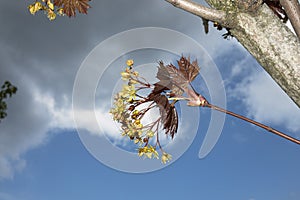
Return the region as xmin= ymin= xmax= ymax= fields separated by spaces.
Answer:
xmin=1 ymin=0 xmax=300 ymax=200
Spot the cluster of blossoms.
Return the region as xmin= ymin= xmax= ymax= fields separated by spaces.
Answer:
xmin=28 ymin=0 xmax=64 ymax=21
xmin=111 ymin=56 xmax=300 ymax=163
xmin=110 ymin=60 xmax=172 ymax=164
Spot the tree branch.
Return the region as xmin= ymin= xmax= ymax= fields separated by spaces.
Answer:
xmin=280 ymin=0 xmax=300 ymax=38
xmin=230 ymin=4 xmax=300 ymax=107
xmin=164 ymin=0 xmax=300 ymax=107
xmin=206 ymin=103 xmax=300 ymax=145
xmin=164 ymin=0 xmax=226 ymax=24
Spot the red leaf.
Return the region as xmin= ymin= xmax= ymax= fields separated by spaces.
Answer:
xmin=54 ymin=0 xmax=91 ymax=17
xmin=177 ymin=56 xmax=200 ymax=83
xmin=156 ymin=56 xmax=200 ymax=96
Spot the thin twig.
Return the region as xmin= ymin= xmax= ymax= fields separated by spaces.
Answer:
xmin=205 ymin=103 xmax=300 ymax=145
xmin=165 ymin=0 xmax=226 ymax=24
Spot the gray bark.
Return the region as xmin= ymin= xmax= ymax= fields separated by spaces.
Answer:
xmin=165 ymin=0 xmax=300 ymax=108
xmin=280 ymin=0 xmax=300 ymax=38
xmin=230 ymin=4 xmax=300 ymax=107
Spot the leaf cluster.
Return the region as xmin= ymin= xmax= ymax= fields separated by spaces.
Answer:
xmin=0 ymin=81 xmax=17 ymax=122
xmin=53 ymin=0 xmax=91 ymax=17
xmin=27 ymin=0 xmax=92 ymax=20
xmin=149 ymin=56 xmax=200 ymax=138
xmin=110 ymin=57 xmax=201 ymax=162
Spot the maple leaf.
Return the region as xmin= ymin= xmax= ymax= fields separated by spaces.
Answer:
xmin=177 ymin=56 xmax=200 ymax=83
xmin=54 ymin=0 xmax=91 ymax=17
xmin=146 ymin=56 xmax=200 ymax=139
xmin=155 ymin=56 xmax=200 ymax=96
xmin=147 ymin=92 xmax=178 ymax=138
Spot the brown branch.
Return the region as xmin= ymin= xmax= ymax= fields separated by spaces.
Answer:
xmin=164 ymin=0 xmax=226 ymax=24
xmin=205 ymin=103 xmax=300 ymax=145
xmin=280 ymin=0 xmax=300 ymax=38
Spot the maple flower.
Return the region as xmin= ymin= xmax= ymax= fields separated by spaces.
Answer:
xmin=26 ymin=0 xmax=91 ymax=19
xmin=47 ymin=9 xmax=56 ymax=20
xmin=161 ymin=152 xmax=172 ymax=164
xmin=146 ymin=130 xmax=154 ymax=138
xmin=34 ymin=2 xmax=43 ymax=11
xmin=28 ymin=4 xmax=36 ymax=14
xmin=57 ymin=8 xmax=64 ymax=16
xmin=138 ymin=146 xmax=159 ymax=159
xmin=28 ymin=1 xmax=43 ymax=15
xmin=126 ymin=59 xmax=134 ymax=67
xmin=47 ymin=0 xmax=54 ymax=10
xmin=121 ymin=72 xmax=131 ymax=80
xmin=120 ymin=85 xmax=136 ymax=102
xmin=111 ymin=56 xmax=300 ymax=165
xmin=131 ymin=110 xmax=139 ymax=119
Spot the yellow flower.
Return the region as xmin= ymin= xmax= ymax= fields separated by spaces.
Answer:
xmin=138 ymin=146 xmax=158 ymax=159
xmin=134 ymin=123 xmax=143 ymax=129
xmin=146 ymin=130 xmax=154 ymax=138
xmin=148 ymin=145 xmax=158 ymax=159
xmin=47 ymin=9 xmax=56 ymax=20
xmin=145 ymin=152 xmax=153 ymax=159
xmin=129 ymin=79 xmax=138 ymax=85
xmin=28 ymin=4 xmax=36 ymax=15
xmin=47 ymin=0 xmax=54 ymax=10
xmin=161 ymin=153 xmax=172 ymax=164
xmin=138 ymin=147 xmax=146 ymax=157
xmin=134 ymin=138 xmax=140 ymax=144
xmin=134 ymin=119 xmax=141 ymax=125
xmin=126 ymin=59 xmax=134 ymax=67
xmin=57 ymin=8 xmax=64 ymax=16
xmin=34 ymin=2 xmax=43 ymax=11
xmin=120 ymin=85 xmax=136 ymax=102
xmin=132 ymin=71 xmax=139 ymax=77
xmin=121 ymin=72 xmax=131 ymax=80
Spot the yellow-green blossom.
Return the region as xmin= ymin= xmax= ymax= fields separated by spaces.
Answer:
xmin=28 ymin=2 xmax=43 ymax=15
xmin=146 ymin=130 xmax=154 ymax=138
xmin=28 ymin=4 xmax=36 ymax=14
xmin=138 ymin=146 xmax=159 ymax=159
xmin=129 ymin=79 xmax=138 ymax=85
xmin=126 ymin=59 xmax=134 ymax=67
xmin=120 ymin=85 xmax=136 ymax=102
xmin=34 ymin=2 xmax=43 ymax=11
xmin=132 ymin=71 xmax=139 ymax=77
xmin=47 ymin=0 xmax=54 ymax=10
xmin=47 ymin=9 xmax=56 ymax=20
xmin=121 ymin=72 xmax=131 ymax=80
xmin=131 ymin=110 xmax=139 ymax=119
xmin=161 ymin=152 xmax=172 ymax=164
xmin=57 ymin=8 xmax=64 ymax=16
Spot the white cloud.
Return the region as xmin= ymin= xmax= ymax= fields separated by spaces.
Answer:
xmin=231 ymin=70 xmax=300 ymax=134
xmin=0 ymin=0 xmax=246 ymax=181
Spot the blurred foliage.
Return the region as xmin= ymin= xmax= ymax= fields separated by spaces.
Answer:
xmin=27 ymin=0 xmax=91 ymax=20
xmin=0 ymin=81 xmax=17 ymax=122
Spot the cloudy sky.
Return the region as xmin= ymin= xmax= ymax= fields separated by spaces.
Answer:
xmin=1 ymin=0 xmax=300 ymax=199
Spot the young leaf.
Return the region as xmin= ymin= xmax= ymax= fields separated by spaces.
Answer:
xmin=147 ymin=92 xmax=178 ymax=138
xmin=177 ymin=56 xmax=200 ymax=83
xmin=155 ymin=56 xmax=200 ymax=96
xmin=54 ymin=0 xmax=91 ymax=17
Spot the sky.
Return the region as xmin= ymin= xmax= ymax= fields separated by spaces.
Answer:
xmin=1 ymin=0 xmax=300 ymax=200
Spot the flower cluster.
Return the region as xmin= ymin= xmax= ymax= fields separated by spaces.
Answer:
xmin=110 ymin=60 xmax=172 ymax=164
xmin=28 ymin=0 xmax=64 ymax=21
